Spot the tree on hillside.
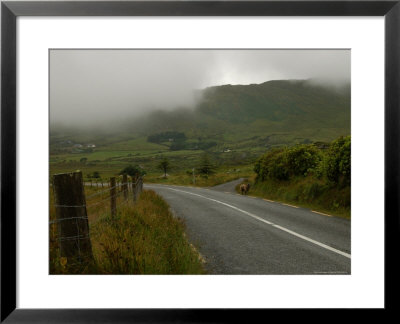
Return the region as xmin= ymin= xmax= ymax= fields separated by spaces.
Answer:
xmin=158 ymin=157 xmax=170 ymax=178
xmin=92 ymin=171 xmax=100 ymax=178
xmin=285 ymin=145 xmax=322 ymax=177
xmin=325 ymin=136 xmax=351 ymax=186
xmin=119 ymin=164 xmax=146 ymax=178
xmin=198 ymin=153 xmax=215 ymax=177
xmin=254 ymin=148 xmax=288 ymax=181
xmin=170 ymin=141 xmax=186 ymax=151
xmin=148 ymin=131 xmax=187 ymax=144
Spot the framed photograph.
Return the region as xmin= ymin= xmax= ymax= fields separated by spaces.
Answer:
xmin=1 ymin=0 xmax=399 ymax=321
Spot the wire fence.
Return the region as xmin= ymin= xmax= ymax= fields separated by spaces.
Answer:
xmin=49 ymin=172 xmax=143 ymax=267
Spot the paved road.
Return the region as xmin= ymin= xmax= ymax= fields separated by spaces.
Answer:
xmin=145 ymin=183 xmax=351 ymax=274
xmin=210 ymin=178 xmax=245 ymax=193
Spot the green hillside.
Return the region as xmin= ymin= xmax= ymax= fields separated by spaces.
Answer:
xmin=200 ymin=80 xmax=350 ymax=125
xmin=133 ymin=79 xmax=350 ymax=140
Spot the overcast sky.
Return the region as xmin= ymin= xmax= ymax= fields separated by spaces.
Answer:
xmin=50 ymin=49 xmax=350 ymax=126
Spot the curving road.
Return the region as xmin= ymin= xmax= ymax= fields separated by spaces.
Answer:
xmin=145 ymin=182 xmax=351 ymax=275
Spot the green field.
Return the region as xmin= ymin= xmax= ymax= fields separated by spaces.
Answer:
xmin=50 ymin=132 xmax=266 ymax=181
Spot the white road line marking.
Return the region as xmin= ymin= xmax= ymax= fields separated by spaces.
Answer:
xmin=282 ymin=203 xmax=299 ymax=209
xmin=164 ymin=187 xmax=351 ymax=259
xmin=272 ymin=225 xmax=350 ymax=259
xmin=263 ymin=198 xmax=274 ymax=203
xmin=312 ymin=210 xmax=333 ymax=217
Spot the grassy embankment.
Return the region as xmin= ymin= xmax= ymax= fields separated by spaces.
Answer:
xmin=50 ymin=187 xmax=205 ymax=274
xmin=237 ymin=176 xmax=350 ymax=219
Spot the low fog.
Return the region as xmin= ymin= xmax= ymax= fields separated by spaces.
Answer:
xmin=50 ymin=49 xmax=350 ymax=128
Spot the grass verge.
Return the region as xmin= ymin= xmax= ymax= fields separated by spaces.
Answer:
xmin=237 ymin=177 xmax=350 ymax=219
xmin=50 ymin=189 xmax=205 ymax=274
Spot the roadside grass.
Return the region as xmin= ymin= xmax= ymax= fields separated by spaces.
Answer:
xmin=237 ymin=176 xmax=351 ymax=219
xmin=50 ymin=188 xmax=205 ymax=274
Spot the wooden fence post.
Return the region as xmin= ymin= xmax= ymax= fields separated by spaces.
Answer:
xmin=132 ymin=176 xmax=137 ymax=202
xmin=123 ymin=174 xmax=128 ymax=200
xmin=138 ymin=177 xmax=142 ymax=196
xmin=110 ymin=177 xmax=116 ymax=218
xmin=132 ymin=176 xmax=143 ymax=202
xmin=53 ymin=171 xmax=93 ymax=263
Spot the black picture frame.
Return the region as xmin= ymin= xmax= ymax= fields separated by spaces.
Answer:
xmin=1 ymin=0 xmax=399 ymax=322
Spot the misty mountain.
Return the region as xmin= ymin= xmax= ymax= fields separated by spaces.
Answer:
xmin=199 ymin=80 xmax=350 ymax=124
xmin=133 ymin=79 xmax=350 ymax=142
xmin=51 ymin=79 xmax=350 ymax=153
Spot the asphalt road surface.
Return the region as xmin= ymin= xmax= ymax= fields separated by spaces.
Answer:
xmin=145 ymin=182 xmax=351 ymax=274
